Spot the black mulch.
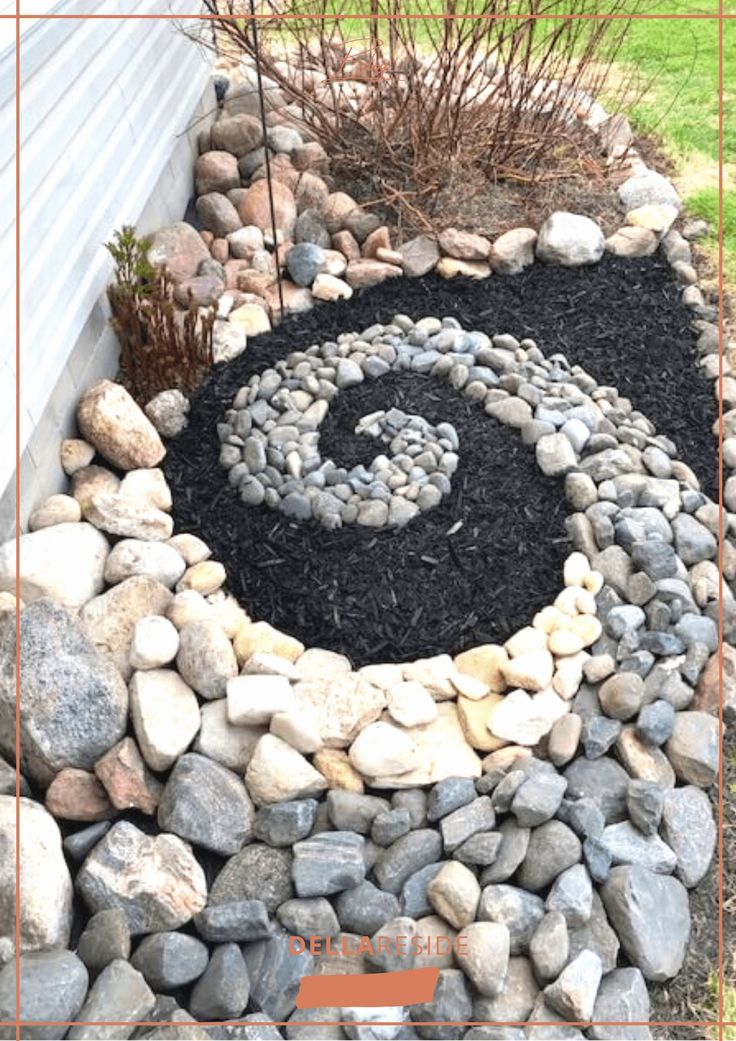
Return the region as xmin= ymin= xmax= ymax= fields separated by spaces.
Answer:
xmin=163 ymin=253 xmax=718 ymax=667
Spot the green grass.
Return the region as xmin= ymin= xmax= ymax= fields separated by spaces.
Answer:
xmin=704 ymin=975 xmax=736 ymax=1038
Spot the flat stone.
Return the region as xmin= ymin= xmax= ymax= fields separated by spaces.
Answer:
xmin=76 ymin=821 xmax=207 ymax=935
xmin=661 ymin=785 xmax=716 ymax=887
xmin=601 ymin=864 xmax=690 ymax=980
xmin=0 ymin=522 xmax=108 ymax=611
xmin=66 ymin=960 xmax=155 ymax=1041
xmin=398 ymin=235 xmax=440 ymax=277
xmin=0 ymin=601 xmax=127 ymax=786
xmin=373 ymin=829 xmax=443 ymax=894
xmin=79 ymin=576 xmax=172 ymax=681
xmin=129 ymin=669 xmax=200 ymax=772
xmin=194 ymin=899 xmax=271 ymax=943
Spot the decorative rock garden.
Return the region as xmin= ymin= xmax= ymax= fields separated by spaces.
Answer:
xmin=0 ymin=53 xmax=732 ymax=1041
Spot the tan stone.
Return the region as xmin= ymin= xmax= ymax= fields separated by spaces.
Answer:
xmin=229 ymin=302 xmax=272 ymax=336
xmin=292 ymin=674 xmax=385 ymax=748
xmin=238 ymin=178 xmax=297 ymax=239
xmin=694 ymin=645 xmax=736 ymax=718
xmin=45 ymin=768 xmax=115 ymax=822
xmin=167 ymin=533 xmax=211 ymax=566
xmin=177 ymin=560 xmax=227 ymax=596
xmin=118 ymin=468 xmax=172 ymax=511
xmin=211 ymin=114 xmax=263 ymax=156
xmin=457 ymin=693 xmax=507 ymax=752
xmin=76 ymin=380 xmax=165 ymax=471
xmin=323 ymin=191 xmax=358 ymax=233
xmin=436 ymin=257 xmax=491 ymax=280
xmin=60 ymin=438 xmax=95 ymax=476
xmin=212 ymin=237 xmax=229 ymax=265
xmin=626 ymin=203 xmax=678 ymax=234
xmin=71 ymin=465 xmax=120 ymax=510
xmin=234 ymin=620 xmax=304 ymax=664
xmin=0 ymin=522 xmax=109 ymax=611
xmin=245 ymin=734 xmax=327 ymax=804
xmin=292 ymin=141 xmax=330 ymax=174
xmin=345 ymin=259 xmax=402 ymax=289
xmin=371 ymin=703 xmax=481 ymax=788
xmin=438 ymin=228 xmax=491 ymax=260
xmin=295 ymin=171 xmax=329 ymax=212
xmin=129 ymin=669 xmax=201 ymax=772
xmin=264 ymin=281 xmax=313 ymax=320
xmin=80 ymin=575 xmax=173 ymax=680
xmin=605 ymin=226 xmax=658 ymax=258
xmin=147 ymin=222 xmax=211 ymax=283
xmin=489 ymin=227 xmax=537 ymax=275
xmin=312 ymin=273 xmax=352 ymax=301
xmin=313 ymin=748 xmax=365 ymax=793
xmin=616 ymin=725 xmax=675 ymax=787
xmin=331 ymin=230 xmax=361 ymax=261
xmin=481 ymin=745 xmax=531 ymax=774
xmin=375 ymin=247 xmax=404 ymax=266
xmin=28 ymin=494 xmax=82 ymax=530
xmin=362 ymin=226 xmax=391 ymax=258
xmin=85 ymin=492 xmax=173 ymax=542
xmin=195 ymin=151 xmax=240 ymax=195
xmin=94 ymin=737 xmax=163 ymax=816
xmin=454 ymin=645 xmax=509 ymax=692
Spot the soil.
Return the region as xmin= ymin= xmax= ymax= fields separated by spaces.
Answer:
xmin=163 ymin=252 xmax=718 ymax=669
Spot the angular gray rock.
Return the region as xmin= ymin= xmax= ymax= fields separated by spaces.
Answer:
xmin=0 ymin=600 xmax=127 ymax=785
xmin=276 ymin=897 xmax=339 ymax=939
xmin=253 ymin=799 xmax=318 ymax=847
xmin=661 ymin=785 xmax=717 ymax=887
xmin=589 ymin=966 xmax=651 ymax=1040
xmin=564 ymin=757 xmax=629 ymax=823
xmin=409 ymin=967 xmax=471 ymax=1040
xmin=478 ymin=884 xmax=545 ymax=955
xmin=440 ymin=796 xmax=495 ymax=851
xmin=601 ymin=865 xmax=690 ymax=980
xmin=335 ymin=880 xmax=400 ymax=935
xmin=76 ymin=909 xmax=131 ymax=975
xmin=529 ymin=911 xmax=569 ymax=983
xmin=600 ymin=821 xmax=677 ymax=874
xmin=546 ymin=864 xmax=593 ymax=926
xmin=665 ymin=711 xmax=719 ymax=787
xmin=517 ymin=821 xmax=582 ymax=892
xmin=157 ymin=753 xmax=254 ymax=857
xmin=544 ymin=949 xmax=602 ymax=1021
xmin=481 ymin=819 xmax=531 ymax=884
xmin=194 ymin=899 xmax=271 ymax=943
xmin=292 ymin=832 xmax=366 ymax=896
xmin=0 ymin=951 xmax=89 ymax=1040
xmin=189 ymin=943 xmax=250 ymax=1021
xmin=244 ymin=933 xmax=314 ymax=1021
xmin=210 ymin=844 xmax=293 ymax=913
xmin=511 ymin=772 xmax=567 ymax=826
xmin=67 ymin=959 xmax=155 ymax=1040
xmin=373 ymin=829 xmax=443 ymax=894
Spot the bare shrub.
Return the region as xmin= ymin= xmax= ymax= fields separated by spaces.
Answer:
xmin=187 ymin=1 xmax=643 ymax=228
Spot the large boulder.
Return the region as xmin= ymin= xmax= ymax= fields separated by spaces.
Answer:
xmin=76 ymin=380 xmax=165 ymax=471
xmin=0 ymin=797 xmax=73 ymax=963
xmin=0 ymin=522 xmax=108 ymax=610
xmin=238 ymin=179 xmax=297 ymax=241
xmin=0 ymin=600 xmax=127 ymax=786
xmin=147 ymin=222 xmax=211 ymax=283
xmin=76 ymin=821 xmax=207 ymax=935
xmin=536 ymin=212 xmax=605 ymax=267
xmin=0 ymin=950 xmax=89 ymax=1039
xmin=601 ymin=865 xmax=690 ymax=981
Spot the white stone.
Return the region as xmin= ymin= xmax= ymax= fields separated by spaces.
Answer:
xmin=270 ymin=706 xmax=323 ymax=754
xmin=167 ymin=534 xmax=212 ymax=566
xmin=552 ymin=652 xmax=588 ymax=701
xmin=0 ymin=522 xmax=108 ymax=611
xmin=505 ymin=626 xmax=548 ymax=657
xmin=104 ymin=539 xmax=187 ymax=587
xmin=501 ymin=649 xmax=554 ymax=692
xmin=348 ymin=721 xmax=418 ymax=778
xmin=402 ymin=655 xmax=458 ymax=699
xmin=85 ymin=492 xmax=173 ymax=541
xmin=60 ymin=438 xmax=95 ymax=476
xmin=241 ymin=651 xmax=300 ymax=680
xmin=0 ymin=796 xmax=73 ymax=958
xmin=129 ymin=669 xmax=201 ymax=771
xmin=177 ymin=561 xmax=227 ymax=596
xmin=536 ymin=433 xmax=578 ymax=477
xmin=227 ymin=674 xmax=296 ymax=725
xmin=194 ymin=700 xmax=266 ymax=772
xmin=144 ymin=389 xmax=190 ymax=439
xmin=291 ymin=674 xmax=385 ymax=748
xmin=212 ymin=319 xmax=247 ymax=364
xmin=358 ymin=663 xmax=405 ymax=690
xmin=536 ymin=212 xmax=605 ymax=266
xmin=28 ymin=494 xmax=82 ymax=530
xmin=129 ymin=615 xmax=180 ymax=669
xmin=168 ymin=591 xmax=248 ymax=640
xmin=118 ymin=468 xmax=172 ymax=511
xmin=548 ymin=630 xmax=585 ymax=656
xmin=176 ymin=620 xmax=238 ymax=700
xmin=245 ymin=734 xmax=327 ymax=804
xmin=450 ymin=672 xmax=490 ymax=701
xmin=296 ymin=647 xmax=352 ymax=682
xmin=386 ymin=681 xmax=439 ymax=727
xmin=488 ymin=687 xmax=569 ymax=745
xmin=563 ymin=552 xmax=590 ymax=588
xmin=312 ymin=273 xmax=353 ymax=301
xmin=375 ymin=703 xmax=481 ymax=788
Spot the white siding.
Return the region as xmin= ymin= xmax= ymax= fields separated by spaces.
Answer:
xmin=0 ymin=0 xmax=213 ymax=507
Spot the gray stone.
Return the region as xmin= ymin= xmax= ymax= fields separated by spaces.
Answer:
xmin=273 ymin=900 xmax=337 ymax=945
xmin=371 ymin=808 xmax=412 ymax=846
xmin=564 ymin=757 xmax=629 ymax=823
xmin=536 ymin=433 xmax=577 ymax=476
xmin=456 ymin=921 xmax=510 ymax=998
xmin=566 ymin=892 xmax=619 ymax=973
xmin=0 ymin=951 xmax=89 ymax=1040
xmin=511 ymin=772 xmax=567 ymax=826
xmin=211 ymin=844 xmax=293 ymax=913
xmin=253 ymin=799 xmax=318 ymax=847
xmin=440 ymin=796 xmax=495 ymax=851
xmin=245 ymin=933 xmax=314 ymax=1021
xmin=292 ymin=832 xmax=365 ymax=896
xmin=326 ymin=790 xmax=390 ymax=833
xmin=546 ymin=864 xmax=593 ymax=926
xmin=589 ymin=967 xmax=651 ymax=1040
xmin=529 ymin=911 xmax=569 ymax=983
xmin=391 ymin=789 xmax=427 ymax=828
xmin=373 ymin=829 xmax=443 ymax=894
xmin=286 ymin=243 xmax=325 ymax=287
xmin=131 ymin=932 xmax=209 ymax=990
xmin=665 ymin=710 xmax=719 ymax=787
xmin=334 ymin=881 xmax=400 ymax=935
xmin=626 ymin=780 xmax=665 ymax=836
xmin=661 ymin=786 xmax=716 ymax=887
xmin=671 ymin=513 xmax=717 ymax=564
xmin=77 ymin=909 xmax=131 ymax=975
xmin=400 ymin=862 xmax=444 ymax=917
xmin=473 ymin=957 xmax=539 ymax=1024
xmin=190 ymin=943 xmax=250 ymax=1021
xmin=618 ymin=170 xmax=681 ymax=212
xmin=478 ymin=885 xmax=545 ymax=955
xmin=67 ymin=959 xmax=155 ymax=1041
xmin=583 ymin=837 xmax=612 ymax=884
xmin=453 ymin=831 xmax=503 ymax=866
xmin=0 ymin=601 xmax=127 ymax=786
xmin=516 ymin=821 xmax=582 ymax=892
xmin=194 ymin=900 xmax=271 ymax=943
xmin=427 ymin=777 xmax=476 ymax=821
xmin=600 ymin=821 xmax=676 ymax=873
xmin=409 ymin=968 xmax=471 ymax=1040
xmin=398 ymin=235 xmax=440 ymax=278
xmin=636 ymin=699 xmax=675 ymax=745
xmin=544 ymin=949 xmax=602 ymax=1021
xmin=157 ymin=753 xmax=254 ymax=857
xmin=601 ymin=865 xmax=690 ymax=980
xmin=581 ymin=716 xmax=621 ymax=759
xmin=556 ymin=798 xmax=605 ymax=840
xmin=481 ymin=819 xmax=531 ymax=884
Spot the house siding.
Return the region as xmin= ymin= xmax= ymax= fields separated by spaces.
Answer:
xmin=0 ymin=0 xmax=215 ymax=536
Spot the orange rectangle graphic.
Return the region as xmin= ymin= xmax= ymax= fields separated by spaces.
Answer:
xmin=295 ymin=966 xmax=440 ymax=1009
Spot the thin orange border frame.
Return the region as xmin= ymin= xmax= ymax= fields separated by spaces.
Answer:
xmin=3 ymin=2 xmax=733 ymax=1038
